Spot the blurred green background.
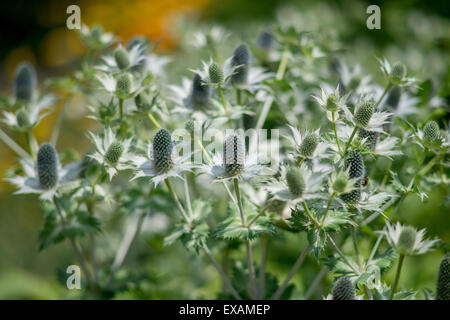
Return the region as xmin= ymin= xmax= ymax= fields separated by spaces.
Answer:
xmin=0 ymin=0 xmax=449 ymax=299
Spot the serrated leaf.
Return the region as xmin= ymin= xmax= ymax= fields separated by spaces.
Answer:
xmin=307 ymin=228 xmax=327 ymax=258
xmin=213 ymin=216 xmax=276 ymax=240
xmin=321 ymin=210 xmax=356 ymax=232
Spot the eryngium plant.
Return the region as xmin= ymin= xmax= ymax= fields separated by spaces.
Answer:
xmin=1 ymin=9 xmax=447 ymax=301
xmin=436 ymin=255 xmax=449 ymax=300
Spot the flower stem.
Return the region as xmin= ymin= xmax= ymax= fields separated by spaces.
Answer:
xmin=236 ymin=88 xmax=242 ymax=105
xmin=332 ymin=112 xmax=342 ymax=155
xmin=257 ymin=234 xmax=268 ymax=299
xmin=218 ymin=85 xmax=227 ymax=111
xmin=146 ymin=112 xmax=161 ymax=128
xmin=165 ymin=179 xmax=191 ymax=225
xmin=389 ymin=254 xmax=405 ymax=300
xmin=271 ymin=243 xmax=310 ymax=300
xmin=327 ymin=234 xmax=360 ymax=275
xmin=320 ymin=194 xmax=335 ymax=227
xmin=302 ymin=201 xmax=319 ymax=228
xmin=343 ymin=126 xmax=358 ymax=157
xmin=119 ymin=98 xmax=124 ymax=121
xmin=51 ymin=93 xmax=74 ymax=147
xmin=375 ymin=82 xmax=392 ymax=108
xmin=25 ymin=130 xmax=36 ymax=159
xmin=233 ymin=178 xmax=246 ymax=225
xmin=0 ymin=128 xmax=29 ymax=158
xmin=276 ymin=50 xmax=289 ymax=80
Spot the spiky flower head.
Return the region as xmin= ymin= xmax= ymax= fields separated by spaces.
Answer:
xmin=223 ymin=134 xmax=245 ymax=176
xmin=397 ymin=226 xmax=417 ymax=253
xmin=386 ymin=86 xmax=402 ymax=109
xmin=135 ymin=92 xmax=151 ymax=110
xmin=436 ymin=254 xmax=450 ymax=300
xmin=286 ymin=167 xmax=305 ymax=198
xmin=332 ymin=277 xmax=356 ymax=300
xmin=354 ymin=100 xmax=375 ymax=128
xmin=257 ymin=29 xmax=275 ymax=50
xmin=114 ymin=47 xmax=131 ymax=70
xmin=326 ymin=94 xmax=341 ymax=112
xmin=104 ymin=141 xmax=124 ymax=165
xmin=340 ymin=151 xmax=365 ymax=203
xmin=390 ymin=62 xmax=407 ymax=85
xmin=13 ymin=62 xmax=37 ymax=103
xmin=116 ymin=73 xmax=132 ymax=97
xmin=230 ymin=43 xmax=251 ymax=85
xmin=37 ymin=143 xmax=59 ymax=190
xmin=332 ymin=171 xmax=349 ymax=194
xmin=298 ymin=133 xmax=320 ymax=158
xmin=153 ymin=129 xmax=174 ymax=174
xmin=16 ymin=109 xmax=31 ymax=128
xmin=191 ymin=74 xmax=211 ymax=107
xmin=358 ymin=128 xmax=378 ymax=151
xmin=423 ymin=120 xmax=440 ymax=144
xmin=208 ymin=62 xmax=224 ymax=84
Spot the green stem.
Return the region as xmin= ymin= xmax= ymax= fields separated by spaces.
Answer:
xmin=276 ymin=50 xmax=289 ymax=80
xmin=165 ymin=179 xmax=191 ymax=225
xmin=257 ymin=234 xmax=268 ymax=299
xmin=236 ymin=88 xmax=242 ymax=105
xmin=320 ymin=194 xmax=335 ymax=226
xmin=343 ymin=127 xmax=358 ymax=157
xmin=218 ymin=85 xmax=227 ymax=112
xmin=119 ymin=98 xmax=124 ymax=121
xmin=245 ymin=240 xmax=256 ymax=299
xmin=51 ymin=93 xmax=74 ymax=146
xmin=25 ymin=130 xmax=36 ymax=159
xmin=327 ymin=234 xmax=360 ymax=275
xmin=375 ymin=82 xmax=392 ymax=108
xmin=233 ymin=179 xmax=246 ymax=225
xmin=389 ymin=254 xmax=405 ymax=300
xmin=146 ymin=112 xmax=161 ymax=128
xmin=302 ymin=201 xmax=319 ymax=228
xmin=0 ymin=128 xmax=29 ymax=158
xmin=332 ymin=112 xmax=342 ymax=155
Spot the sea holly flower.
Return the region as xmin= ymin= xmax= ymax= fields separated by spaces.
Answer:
xmin=436 ymin=254 xmax=450 ymax=300
xmin=96 ymin=72 xmax=147 ymax=100
xmin=131 ymin=129 xmax=194 ymax=186
xmin=79 ymin=24 xmax=115 ymax=50
xmin=378 ymin=57 xmax=416 ymax=87
xmin=266 ymin=163 xmax=327 ymax=205
xmin=190 ymin=59 xmax=241 ymax=88
xmin=410 ymin=120 xmax=446 ymax=151
xmin=384 ymin=222 xmax=438 ymax=256
xmin=6 ymin=143 xmax=81 ymax=200
xmin=340 ymin=151 xmax=365 ymax=204
xmin=2 ymin=95 xmax=54 ymax=132
xmin=312 ymin=85 xmax=348 ymax=114
xmin=97 ymin=44 xmax=146 ymax=74
xmin=13 ymin=62 xmax=37 ymax=104
xmin=169 ymin=75 xmax=211 ymax=113
xmin=341 ymin=99 xmax=391 ymax=133
xmin=200 ymin=133 xmax=264 ymax=182
xmin=88 ymin=127 xmax=134 ymax=180
xmin=285 ymin=126 xmax=328 ymax=160
xmin=328 ymin=170 xmax=359 ymax=196
xmin=332 ymin=277 xmax=356 ymax=300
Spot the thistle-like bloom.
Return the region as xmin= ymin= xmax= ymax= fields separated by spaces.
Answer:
xmin=6 ymin=143 xmax=81 ymax=200
xmin=79 ymin=24 xmax=115 ymax=50
xmin=190 ymin=59 xmax=241 ymax=88
xmin=2 ymin=95 xmax=54 ymax=132
xmin=385 ymin=222 xmax=438 ymax=256
xmin=285 ymin=126 xmax=328 ymax=160
xmin=169 ymin=75 xmax=211 ymax=113
xmin=230 ymin=43 xmax=251 ymax=85
xmin=131 ymin=129 xmax=194 ymax=186
xmin=266 ymin=163 xmax=326 ymax=205
xmin=312 ymin=85 xmax=348 ymax=114
xmin=354 ymin=101 xmax=374 ymax=128
xmin=256 ymin=28 xmax=275 ymax=51
xmin=340 ymin=151 xmax=365 ymax=203
xmin=436 ymin=254 xmax=450 ymax=300
xmin=13 ymin=62 xmax=37 ymax=103
xmin=97 ymin=44 xmax=146 ymax=73
xmin=378 ymin=57 xmax=416 ymax=87
xmin=88 ymin=127 xmax=134 ymax=180
xmin=332 ymin=277 xmax=356 ymax=300
xmin=96 ymin=72 xmax=145 ymax=100
xmin=411 ymin=120 xmax=446 ymax=150
xmin=357 ymin=128 xmax=378 ymax=151
xmin=200 ymin=134 xmax=264 ymax=181
xmin=328 ymin=170 xmax=359 ymax=196
xmin=341 ymin=99 xmax=391 ymax=133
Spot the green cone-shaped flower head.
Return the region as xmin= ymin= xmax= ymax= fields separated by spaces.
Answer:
xmin=223 ymin=134 xmax=245 ymax=176
xmin=397 ymin=226 xmax=417 ymax=253
xmin=358 ymin=128 xmax=378 ymax=151
xmin=104 ymin=141 xmax=124 ymax=165
xmin=332 ymin=277 xmax=356 ymax=300
xmin=114 ymin=47 xmax=131 ymax=70
xmin=423 ymin=120 xmax=440 ymax=144
xmin=390 ymin=62 xmax=407 ymax=85
xmin=286 ymin=167 xmax=305 ymax=198
xmin=436 ymin=254 xmax=450 ymax=300
xmin=340 ymin=151 xmax=365 ymax=203
xmin=325 ymin=94 xmax=341 ymax=112
xmin=16 ymin=109 xmax=31 ymax=128
xmin=37 ymin=143 xmax=59 ymax=190
xmin=116 ymin=73 xmax=132 ymax=97
xmin=208 ymin=62 xmax=224 ymax=84
xmin=13 ymin=62 xmax=37 ymax=103
xmin=299 ymin=133 xmax=319 ymax=158
xmin=332 ymin=171 xmax=349 ymax=194
xmin=191 ymin=74 xmax=211 ymax=108
xmin=230 ymin=43 xmax=251 ymax=85
xmin=354 ymin=101 xmax=374 ymax=128
xmin=153 ymin=129 xmax=174 ymax=173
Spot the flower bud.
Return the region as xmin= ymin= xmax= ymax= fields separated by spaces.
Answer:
xmin=37 ymin=143 xmax=58 ymax=190
xmin=397 ymin=226 xmax=417 ymax=254
xmin=208 ymin=63 xmax=224 ymax=84
xmin=325 ymin=94 xmax=341 ymax=112
xmin=223 ymin=134 xmax=245 ymax=176
xmin=358 ymin=129 xmax=378 ymax=151
xmin=340 ymin=151 xmax=365 ymax=203
xmin=153 ymin=129 xmax=174 ymax=173
xmin=299 ymin=133 xmax=319 ymax=158
xmin=116 ymin=74 xmax=132 ymax=96
xmin=286 ymin=167 xmax=305 ymax=198
xmin=332 ymin=277 xmax=356 ymax=300
xmin=190 ymin=74 xmax=211 ymax=108
xmin=390 ymin=62 xmax=407 ymax=85
xmin=423 ymin=120 xmax=440 ymax=144
xmin=16 ymin=109 xmax=31 ymax=128
xmin=90 ymin=25 xmax=103 ymax=42
xmin=332 ymin=171 xmax=349 ymax=194
xmin=114 ymin=47 xmax=131 ymax=70
xmin=13 ymin=62 xmax=37 ymax=103
xmin=436 ymin=254 xmax=450 ymax=300
xmin=230 ymin=43 xmax=251 ymax=85
xmin=104 ymin=141 xmax=123 ymax=165
xmin=354 ymin=100 xmax=374 ymax=128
